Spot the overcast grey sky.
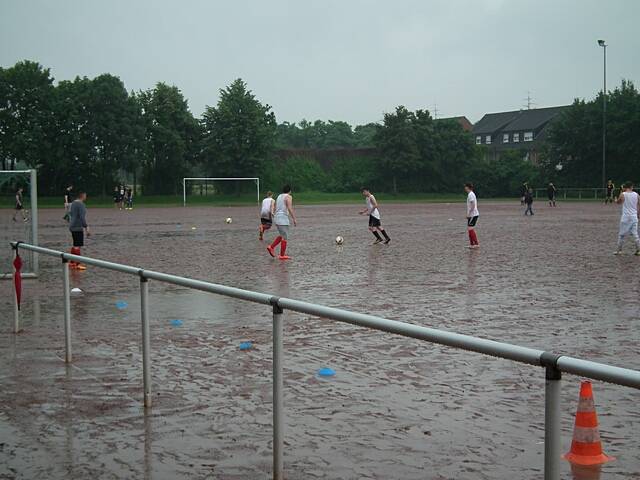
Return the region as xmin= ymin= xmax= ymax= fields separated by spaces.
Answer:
xmin=1 ymin=0 xmax=639 ymax=124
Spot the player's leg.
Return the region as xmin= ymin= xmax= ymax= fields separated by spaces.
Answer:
xmin=467 ymin=216 xmax=479 ymax=247
xmin=369 ymin=216 xmax=383 ymax=243
xmin=378 ymin=226 xmax=391 ymax=244
xmin=278 ymin=225 xmax=290 ymax=260
xmin=615 ymin=221 xmax=629 ymax=254
xmin=631 ymin=221 xmax=640 ymax=255
xmin=267 ymin=231 xmax=282 ymax=257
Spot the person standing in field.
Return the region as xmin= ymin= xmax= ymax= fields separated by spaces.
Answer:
xmin=12 ymin=187 xmax=27 ymax=222
xmin=258 ymin=191 xmax=275 ymax=241
xmin=267 ymin=185 xmax=297 ymax=260
xmin=604 ymin=180 xmax=615 ymax=205
xmin=63 ymin=184 xmax=74 ymax=221
xmin=547 ymin=182 xmax=557 ymax=207
xmin=113 ymin=186 xmax=120 ymax=209
xmin=524 ymin=188 xmax=534 ymax=215
xmin=68 ymin=191 xmax=91 ymax=270
xmin=520 ymin=182 xmax=529 ymax=206
xmin=359 ymin=188 xmax=391 ymax=244
xmin=614 ymin=181 xmax=640 ymax=256
xmin=464 ymin=183 xmax=479 ymax=248
xmin=124 ymin=187 xmax=133 ymax=210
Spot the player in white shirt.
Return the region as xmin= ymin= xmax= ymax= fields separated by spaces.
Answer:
xmin=614 ymin=181 xmax=640 ymax=255
xmin=267 ymin=185 xmax=297 ymax=260
xmin=464 ymin=183 xmax=480 ymax=249
xmin=359 ymin=188 xmax=390 ymax=244
xmin=258 ymin=191 xmax=275 ymax=241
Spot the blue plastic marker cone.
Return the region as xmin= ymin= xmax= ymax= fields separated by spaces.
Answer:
xmin=170 ymin=319 xmax=183 ymax=327
xmin=239 ymin=341 xmax=252 ymax=350
xmin=115 ymin=301 xmax=128 ymax=310
xmin=318 ymin=367 xmax=335 ymax=377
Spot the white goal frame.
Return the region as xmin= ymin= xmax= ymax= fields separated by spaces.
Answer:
xmin=182 ymin=177 xmax=260 ymax=206
xmin=1 ymin=169 xmax=39 ymax=279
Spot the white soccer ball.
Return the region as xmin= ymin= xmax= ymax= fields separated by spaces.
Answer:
xmin=335 ymin=236 xmax=344 ymax=245
xmin=555 ymin=163 xmax=563 ymax=171
xmin=225 ymin=217 xmax=232 ymax=224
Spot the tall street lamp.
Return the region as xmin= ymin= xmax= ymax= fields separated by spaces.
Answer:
xmin=598 ymin=39 xmax=607 ymax=193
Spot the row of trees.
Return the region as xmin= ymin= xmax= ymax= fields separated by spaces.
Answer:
xmin=1 ymin=60 xmax=638 ymax=197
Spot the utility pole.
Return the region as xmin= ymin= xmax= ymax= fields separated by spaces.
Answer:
xmin=598 ymin=39 xmax=607 ymax=191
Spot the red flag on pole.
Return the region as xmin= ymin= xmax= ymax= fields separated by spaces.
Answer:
xmin=13 ymin=253 xmax=22 ymax=311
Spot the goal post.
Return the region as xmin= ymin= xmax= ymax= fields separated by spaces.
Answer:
xmin=182 ymin=177 xmax=260 ymax=206
xmin=1 ymin=169 xmax=39 ymax=279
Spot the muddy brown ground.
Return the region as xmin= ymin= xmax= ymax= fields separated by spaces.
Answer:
xmin=1 ymin=201 xmax=639 ymax=479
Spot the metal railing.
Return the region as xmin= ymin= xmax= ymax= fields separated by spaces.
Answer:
xmin=8 ymin=241 xmax=640 ymax=480
xmin=534 ymin=187 xmax=612 ymax=200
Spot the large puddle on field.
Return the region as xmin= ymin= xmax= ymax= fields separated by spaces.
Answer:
xmin=1 ymin=202 xmax=638 ymax=479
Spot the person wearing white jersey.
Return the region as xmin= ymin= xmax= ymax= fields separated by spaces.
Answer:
xmin=465 ymin=183 xmax=480 ymax=249
xmin=258 ymin=191 xmax=275 ymax=241
xmin=614 ymin=181 xmax=640 ymax=255
xmin=267 ymin=185 xmax=297 ymax=260
xmin=359 ymin=188 xmax=390 ymax=244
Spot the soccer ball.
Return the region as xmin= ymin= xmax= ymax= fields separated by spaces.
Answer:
xmin=335 ymin=236 xmax=344 ymax=245
xmin=225 ymin=217 xmax=232 ymax=224
xmin=555 ymin=163 xmax=563 ymax=171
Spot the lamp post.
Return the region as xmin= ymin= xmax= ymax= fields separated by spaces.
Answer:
xmin=598 ymin=39 xmax=607 ymax=194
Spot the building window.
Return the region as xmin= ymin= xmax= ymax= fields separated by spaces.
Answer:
xmin=513 ymin=133 xmax=520 ymax=143
xmin=503 ymin=133 xmax=509 ymax=143
xmin=475 ymin=135 xmax=481 ymax=145
xmin=485 ymin=135 xmax=492 ymax=145
xmin=524 ymin=131 xmax=534 ymax=142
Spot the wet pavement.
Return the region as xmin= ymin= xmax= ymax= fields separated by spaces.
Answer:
xmin=1 ymin=201 xmax=639 ymax=479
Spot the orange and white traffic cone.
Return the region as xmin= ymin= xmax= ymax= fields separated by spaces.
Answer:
xmin=563 ymin=381 xmax=614 ymax=466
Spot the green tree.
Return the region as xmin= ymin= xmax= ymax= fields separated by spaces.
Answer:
xmin=374 ymin=106 xmax=420 ymax=193
xmin=138 ymin=83 xmax=200 ymax=194
xmin=201 ymin=79 xmax=276 ymax=179
xmin=0 ymin=60 xmax=55 ymax=170
xmin=353 ymin=123 xmax=379 ymax=147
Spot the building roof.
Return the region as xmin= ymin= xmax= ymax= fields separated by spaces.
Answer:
xmin=472 ymin=111 xmax=521 ymax=135
xmin=501 ymin=106 xmax=569 ymax=132
xmin=437 ymin=116 xmax=473 ymax=132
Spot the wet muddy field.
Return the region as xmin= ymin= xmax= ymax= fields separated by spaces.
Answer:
xmin=1 ymin=201 xmax=639 ymax=479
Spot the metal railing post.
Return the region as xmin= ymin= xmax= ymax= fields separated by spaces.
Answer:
xmin=140 ymin=276 xmax=152 ymax=408
xmin=544 ymin=361 xmax=562 ymax=480
xmin=272 ymin=299 xmax=284 ymax=480
xmin=62 ymin=259 xmax=72 ymax=363
xmin=13 ymin=248 xmax=20 ymax=333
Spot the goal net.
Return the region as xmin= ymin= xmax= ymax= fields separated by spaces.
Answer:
xmin=1 ymin=170 xmax=39 ymax=279
xmin=183 ymin=177 xmax=260 ymax=206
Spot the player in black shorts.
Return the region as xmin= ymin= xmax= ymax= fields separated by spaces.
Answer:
xmin=605 ymin=180 xmax=615 ymax=204
xmin=12 ymin=187 xmax=27 ymax=222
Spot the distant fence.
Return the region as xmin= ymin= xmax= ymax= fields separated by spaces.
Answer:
xmin=8 ymin=241 xmax=640 ymax=480
xmin=534 ymin=188 xmax=614 ymax=200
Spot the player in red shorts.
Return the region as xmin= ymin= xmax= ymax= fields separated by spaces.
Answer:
xmin=464 ymin=183 xmax=479 ymax=249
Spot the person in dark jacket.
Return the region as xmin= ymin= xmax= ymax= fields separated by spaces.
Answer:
xmin=69 ymin=191 xmax=90 ymax=270
xmin=547 ymin=183 xmax=557 ymax=207
xmin=524 ymin=188 xmax=534 ymax=216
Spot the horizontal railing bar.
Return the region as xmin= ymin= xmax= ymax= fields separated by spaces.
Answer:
xmin=10 ymin=241 xmax=640 ymax=389
xmin=557 ymin=357 xmax=640 ymax=389
xmin=277 ymin=298 xmax=545 ymax=366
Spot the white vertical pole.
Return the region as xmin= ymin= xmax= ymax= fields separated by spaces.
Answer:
xmin=257 ymin=178 xmax=260 ymax=204
xmin=62 ymin=260 xmax=72 ymax=363
xmin=140 ymin=277 xmax=152 ymax=408
xmin=183 ymin=178 xmax=186 ymax=207
xmin=30 ymin=169 xmax=39 ymax=275
xmin=272 ymin=302 xmax=284 ymax=479
xmin=544 ymin=366 xmax=561 ymax=480
xmin=13 ymin=248 xmax=19 ymax=334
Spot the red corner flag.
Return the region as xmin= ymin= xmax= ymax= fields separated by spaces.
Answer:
xmin=13 ymin=253 xmax=22 ymax=311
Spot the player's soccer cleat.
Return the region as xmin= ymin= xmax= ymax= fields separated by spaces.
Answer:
xmin=75 ymin=264 xmax=87 ymax=270
xmin=384 ymin=239 xmax=391 ymax=244
xmin=373 ymin=238 xmax=382 ymax=244
xmin=278 ymin=255 xmax=291 ymax=260
xmin=614 ymin=250 xmax=623 ymax=255
xmin=267 ymin=245 xmax=276 ymax=257
xmin=635 ymin=250 xmax=640 ymax=256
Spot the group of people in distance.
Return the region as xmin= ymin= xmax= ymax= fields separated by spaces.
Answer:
xmin=113 ymin=185 xmax=134 ymax=210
